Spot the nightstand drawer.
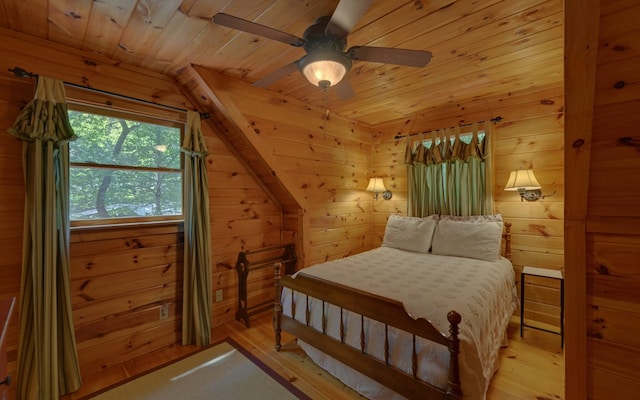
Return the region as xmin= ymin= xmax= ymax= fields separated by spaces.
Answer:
xmin=520 ymin=266 xmax=564 ymax=347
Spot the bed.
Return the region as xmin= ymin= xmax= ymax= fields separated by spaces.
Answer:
xmin=274 ymin=214 xmax=518 ymax=400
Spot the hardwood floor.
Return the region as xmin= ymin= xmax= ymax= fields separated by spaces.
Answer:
xmin=63 ymin=313 xmax=564 ymax=399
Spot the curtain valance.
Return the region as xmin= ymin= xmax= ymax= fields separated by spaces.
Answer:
xmin=405 ymin=122 xmax=494 ymax=217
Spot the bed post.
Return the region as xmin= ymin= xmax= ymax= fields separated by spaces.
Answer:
xmin=504 ymin=222 xmax=512 ymax=262
xmin=446 ymin=311 xmax=462 ymax=400
xmin=274 ymin=261 xmax=283 ymax=352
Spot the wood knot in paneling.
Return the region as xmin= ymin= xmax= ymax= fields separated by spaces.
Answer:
xmin=587 ymin=331 xmax=603 ymax=339
xmin=79 ymin=280 xmax=91 ymax=291
xmin=556 ymin=106 xmax=564 ymax=122
xmin=544 ymin=204 xmax=559 ymax=220
xmin=572 ymin=138 xmax=585 ymax=148
xmin=613 ymin=81 xmax=625 ymax=89
xmin=617 ymin=137 xmax=640 ymax=149
xmin=126 ymin=238 xmax=143 ymax=248
xmin=529 ymin=224 xmax=550 ymax=237
xmin=79 ymin=293 xmax=94 ymax=302
xmin=216 ymin=262 xmax=232 ymax=270
xmin=596 ymin=264 xmax=610 ymax=275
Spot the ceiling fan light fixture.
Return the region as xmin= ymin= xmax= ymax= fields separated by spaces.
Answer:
xmin=298 ymin=50 xmax=351 ymax=89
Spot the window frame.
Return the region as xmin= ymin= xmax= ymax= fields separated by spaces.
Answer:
xmin=67 ymin=102 xmax=185 ymax=228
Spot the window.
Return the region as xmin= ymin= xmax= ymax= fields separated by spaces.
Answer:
xmin=68 ymin=106 xmax=183 ymax=224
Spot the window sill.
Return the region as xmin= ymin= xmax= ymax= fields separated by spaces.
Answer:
xmin=70 ymin=218 xmax=184 ymax=233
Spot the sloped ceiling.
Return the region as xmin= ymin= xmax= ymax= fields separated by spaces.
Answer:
xmin=0 ymin=0 xmax=563 ymax=125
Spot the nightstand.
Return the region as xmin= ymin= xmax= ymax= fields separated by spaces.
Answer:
xmin=520 ymin=266 xmax=564 ymax=347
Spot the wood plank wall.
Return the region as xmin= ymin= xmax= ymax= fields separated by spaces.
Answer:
xmin=0 ymin=22 xmax=569 ymax=399
xmin=0 ymin=28 xmax=283 ymax=397
xmin=192 ymin=74 xmax=377 ymax=267
xmin=236 ymin=99 xmax=376 ymax=267
xmin=372 ymin=84 xmax=565 ymax=330
xmin=565 ymin=0 xmax=640 ymax=398
xmin=69 ymin=223 xmax=184 ymax=376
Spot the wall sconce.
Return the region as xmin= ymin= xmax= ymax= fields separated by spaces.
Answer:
xmin=504 ymin=169 xmax=555 ymax=201
xmin=366 ymin=177 xmax=392 ymax=200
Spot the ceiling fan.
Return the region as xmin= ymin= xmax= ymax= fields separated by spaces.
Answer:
xmin=212 ymin=0 xmax=432 ymax=99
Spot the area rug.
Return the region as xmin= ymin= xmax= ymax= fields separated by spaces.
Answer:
xmin=89 ymin=338 xmax=311 ymax=399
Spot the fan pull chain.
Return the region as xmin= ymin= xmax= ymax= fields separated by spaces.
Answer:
xmin=322 ymin=90 xmax=330 ymax=133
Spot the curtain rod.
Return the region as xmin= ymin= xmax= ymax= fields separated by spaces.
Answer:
xmin=393 ymin=116 xmax=503 ymax=140
xmin=9 ymin=66 xmax=210 ymax=119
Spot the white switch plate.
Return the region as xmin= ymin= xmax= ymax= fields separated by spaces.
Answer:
xmin=215 ymin=289 xmax=223 ymax=302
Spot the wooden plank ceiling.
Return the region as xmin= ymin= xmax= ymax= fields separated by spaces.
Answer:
xmin=0 ymin=0 xmax=563 ymax=126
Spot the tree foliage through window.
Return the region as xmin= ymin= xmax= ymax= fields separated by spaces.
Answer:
xmin=68 ymin=108 xmax=182 ymax=221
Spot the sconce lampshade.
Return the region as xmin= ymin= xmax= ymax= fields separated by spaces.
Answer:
xmin=366 ymin=177 xmax=392 ymax=200
xmin=366 ymin=177 xmax=387 ymax=193
xmin=504 ymin=169 xmax=541 ymax=191
xmin=298 ymin=50 xmax=352 ymax=90
xmin=504 ymin=169 xmax=551 ymax=201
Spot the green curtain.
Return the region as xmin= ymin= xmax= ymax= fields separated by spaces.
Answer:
xmin=405 ymin=123 xmax=493 ymax=217
xmin=181 ymin=111 xmax=212 ymax=346
xmin=8 ymin=77 xmax=82 ymax=399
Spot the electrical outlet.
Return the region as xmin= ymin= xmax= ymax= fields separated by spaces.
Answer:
xmin=159 ymin=303 xmax=169 ymax=320
xmin=215 ymin=289 xmax=223 ymax=303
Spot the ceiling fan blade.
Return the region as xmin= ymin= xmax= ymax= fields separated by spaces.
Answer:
xmin=252 ymin=61 xmax=300 ymax=88
xmin=333 ymin=77 xmax=355 ymax=100
xmin=325 ymin=0 xmax=373 ymax=38
xmin=348 ymin=46 xmax=433 ymax=67
xmin=213 ymin=13 xmax=304 ymax=47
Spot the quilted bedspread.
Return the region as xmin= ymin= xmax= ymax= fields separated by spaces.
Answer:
xmin=282 ymin=246 xmax=518 ymax=400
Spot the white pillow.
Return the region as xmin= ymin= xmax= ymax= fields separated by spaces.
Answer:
xmin=431 ymin=218 xmax=503 ymax=261
xmin=382 ymin=214 xmax=438 ymax=253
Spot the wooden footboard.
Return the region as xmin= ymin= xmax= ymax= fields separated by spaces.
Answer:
xmin=273 ymin=263 xmax=462 ymax=400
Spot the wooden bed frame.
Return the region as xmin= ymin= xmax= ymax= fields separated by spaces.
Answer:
xmin=274 ymin=222 xmax=512 ymax=400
